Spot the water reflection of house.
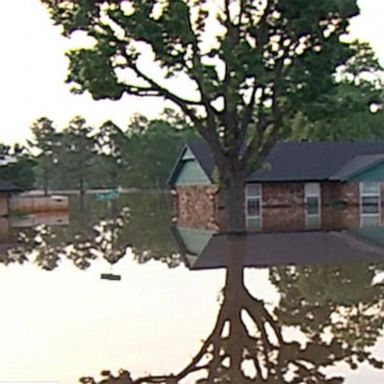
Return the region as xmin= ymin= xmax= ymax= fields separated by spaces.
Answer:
xmin=169 ymin=140 xmax=384 ymax=231
xmin=10 ymin=212 xmax=69 ymax=228
xmin=0 ymin=212 xmax=70 ymax=260
xmin=0 ymin=180 xmax=23 ymax=217
xmin=171 ymin=223 xmax=384 ymax=270
xmin=0 ymin=218 xmax=11 ymax=242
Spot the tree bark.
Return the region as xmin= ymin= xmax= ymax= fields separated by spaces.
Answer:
xmin=221 ymin=170 xmax=247 ymax=233
xmin=79 ymin=175 xmax=85 ymax=199
xmin=43 ymin=165 xmax=49 ymax=197
xmin=205 ymin=134 xmax=250 ymax=233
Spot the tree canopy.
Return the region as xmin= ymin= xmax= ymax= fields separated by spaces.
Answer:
xmin=41 ymin=0 xmax=376 ymax=230
xmin=29 ymin=117 xmax=60 ymax=195
xmin=25 ymin=113 xmax=192 ymax=192
xmin=289 ymin=42 xmax=384 ymax=141
xmin=0 ymin=144 xmax=36 ymax=189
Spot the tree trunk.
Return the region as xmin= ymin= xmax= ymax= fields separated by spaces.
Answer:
xmin=225 ymin=238 xmax=246 ymax=382
xmin=79 ymin=175 xmax=85 ymax=199
xmin=221 ymin=171 xmax=247 ymax=233
xmin=43 ymin=166 xmax=49 ymax=197
xmin=111 ymin=168 xmax=118 ymax=189
xmin=208 ymin=139 xmax=248 ymax=233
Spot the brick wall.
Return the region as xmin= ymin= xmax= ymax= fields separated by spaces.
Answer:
xmin=260 ymin=182 xmax=364 ymax=231
xmin=321 ymin=182 xmax=359 ymax=206
xmin=262 ymin=207 xmax=305 ymax=231
xmin=261 ymin=183 xmax=305 ymax=231
xmin=262 ymin=183 xmax=304 ymax=208
xmin=174 ymin=181 xmax=379 ymax=232
xmin=321 ymin=182 xmax=360 ymax=229
xmin=174 ymin=185 xmax=223 ymax=230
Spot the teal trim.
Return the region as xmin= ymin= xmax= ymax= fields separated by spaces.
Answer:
xmin=347 ymin=160 xmax=384 ymax=181
xmin=177 ymin=227 xmax=215 ymax=255
xmin=182 ymin=148 xmax=195 ymax=160
xmin=349 ymin=227 xmax=384 ymax=247
xmin=175 ymin=159 xmax=212 ymax=185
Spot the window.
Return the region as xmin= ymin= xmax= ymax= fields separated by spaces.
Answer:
xmin=305 ymin=183 xmax=321 ymax=229
xmin=245 ymin=184 xmax=262 ymax=230
xmin=360 ymin=181 xmax=381 ymax=226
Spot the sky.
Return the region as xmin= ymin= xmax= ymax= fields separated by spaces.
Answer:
xmin=0 ymin=0 xmax=384 ymax=145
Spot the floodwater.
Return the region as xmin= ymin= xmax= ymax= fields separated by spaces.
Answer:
xmin=1 ymin=193 xmax=384 ymax=383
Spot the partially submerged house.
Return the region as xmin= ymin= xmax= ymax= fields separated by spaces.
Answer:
xmin=168 ymin=140 xmax=384 ymax=231
xmin=0 ymin=180 xmax=23 ymax=217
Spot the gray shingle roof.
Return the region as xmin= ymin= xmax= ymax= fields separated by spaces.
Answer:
xmin=186 ymin=139 xmax=215 ymax=180
xmin=330 ymin=154 xmax=384 ymax=181
xmin=0 ymin=180 xmax=23 ymax=192
xmin=175 ymin=140 xmax=384 ymax=183
xmin=249 ymin=141 xmax=384 ymax=182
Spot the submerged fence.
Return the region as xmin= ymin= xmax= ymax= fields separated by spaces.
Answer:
xmin=10 ymin=195 xmax=69 ymax=213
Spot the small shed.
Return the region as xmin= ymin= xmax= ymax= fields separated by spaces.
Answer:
xmin=0 ymin=180 xmax=23 ymax=217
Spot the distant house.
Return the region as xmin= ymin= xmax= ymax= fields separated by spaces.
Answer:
xmin=0 ymin=180 xmax=23 ymax=217
xmin=168 ymin=140 xmax=384 ymax=231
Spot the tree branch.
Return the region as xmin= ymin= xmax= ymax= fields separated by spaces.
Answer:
xmin=239 ymin=79 xmax=259 ymax=144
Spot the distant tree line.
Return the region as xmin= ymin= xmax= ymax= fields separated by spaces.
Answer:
xmin=2 ymin=45 xmax=384 ymax=193
xmin=0 ymin=110 xmax=196 ymax=193
xmin=6 ymin=193 xmax=178 ymax=271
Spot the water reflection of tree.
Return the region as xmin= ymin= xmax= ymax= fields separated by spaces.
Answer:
xmin=6 ymin=204 xmax=131 ymax=270
xmin=123 ymin=193 xmax=181 ymax=267
xmin=80 ymin=248 xmax=384 ymax=384
xmin=270 ymin=263 xmax=384 ymax=354
xmin=70 ymin=193 xmax=181 ymax=267
xmin=4 ymin=193 xmax=181 ymax=270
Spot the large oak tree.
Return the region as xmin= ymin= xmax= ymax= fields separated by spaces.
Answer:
xmin=42 ymin=0 xmax=365 ymax=231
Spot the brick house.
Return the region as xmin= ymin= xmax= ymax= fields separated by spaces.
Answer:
xmin=168 ymin=140 xmax=384 ymax=232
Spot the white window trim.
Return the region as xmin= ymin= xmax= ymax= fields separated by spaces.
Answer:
xmin=359 ymin=182 xmax=381 ymax=225
xmin=304 ymin=183 xmax=321 ymax=216
xmin=304 ymin=183 xmax=321 ymax=228
xmin=245 ymin=183 xmax=262 ymax=230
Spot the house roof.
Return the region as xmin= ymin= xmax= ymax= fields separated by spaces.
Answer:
xmin=249 ymin=142 xmax=384 ymax=182
xmin=0 ymin=180 xmax=23 ymax=192
xmin=330 ymin=154 xmax=384 ymax=181
xmin=170 ymin=140 xmax=384 ymax=183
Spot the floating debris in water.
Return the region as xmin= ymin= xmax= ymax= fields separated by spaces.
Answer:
xmin=100 ymin=273 xmax=121 ymax=281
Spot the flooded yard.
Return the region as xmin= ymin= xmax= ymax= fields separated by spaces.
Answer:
xmin=1 ymin=193 xmax=384 ymax=383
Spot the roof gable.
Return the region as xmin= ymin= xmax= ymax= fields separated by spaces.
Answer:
xmin=168 ymin=140 xmax=214 ymax=186
xmin=344 ymin=159 xmax=384 ymax=182
xmin=175 ymin=157 xmax=212 ymax=186
xmin=330 ymin=154 xmax=384 ymax=181
xmin=182 ymin=147 xmax=195 ymax=160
